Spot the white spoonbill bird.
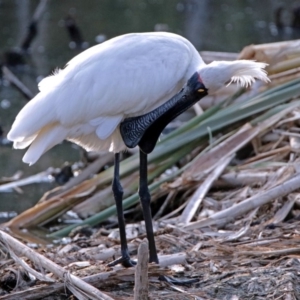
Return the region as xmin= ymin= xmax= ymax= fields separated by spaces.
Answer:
xmin=8 ymin=32 xmax=269 ymax=267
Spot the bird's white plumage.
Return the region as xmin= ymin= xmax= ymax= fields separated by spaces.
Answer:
xmin=8 ymin=32 xmax=269 ymax=165
xmin=200 ymin=60 xmax=269 ymax=90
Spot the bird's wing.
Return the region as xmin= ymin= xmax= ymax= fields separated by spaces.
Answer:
xmin=90 ymin=115 xmax=123 ymax=139
xmin=9 ymin=33 xmax=202 ymax=143
xmin=48 ymin=33 xmax=200 ymax=125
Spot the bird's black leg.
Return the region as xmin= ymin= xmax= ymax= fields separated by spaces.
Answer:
xmin=139 ymin=149 xmax=159 ymax=264
xmin=139 ymin=150 xmax=198 ymax=285
xmin=108 ymin=153 xmax=136 ymax=267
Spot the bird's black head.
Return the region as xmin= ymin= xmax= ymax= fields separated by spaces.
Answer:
xmin=187 ymin=72 xmax=208 ymax=98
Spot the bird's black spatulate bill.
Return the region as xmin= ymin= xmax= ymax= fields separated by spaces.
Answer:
xmin=120 ymin=72 xmax=207 ymax=153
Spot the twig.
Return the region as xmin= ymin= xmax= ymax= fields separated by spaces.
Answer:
xmin=21 ymin=0 xmax=48 ymax=52
xmin=134 ymin=240 xmax=149 ymax=300
xmin=154 ymin=190 xmax=176 ymax=220
xmin=158 ymin=252 xmax=186 ymax=267
xmin=76 ymin=243 xmax=138 ymax=262
xmin=159 ymin=201 xmax=187 ymax=221
xmin=237 ymin=247 xmax=300 ymax=257
xmin=266 ymin=193 xmax=299 ymax=225
xmin=1 ymin=243 xmax=55 ymax=283
xmin=218 ymin=207 xmax=258 ymax=243
xmin=32 ymin=0 xmax=48 ymax=22
xmin=0 ymin=168 xmax=54 ymax=192
xmin=216 ymin=170 xmax=273 ymax=187
xmin=166 ymin=283 xmax=206 ymax=300
xmin=180 ymin=154 xmax=234 ymax=224
xmin=2 ymin=66 xmax=34 ymax=100
xmin=184 ymin=172 xmax=300 ymax=230
xmin=0 ymin=230 xmax=113 ymax=300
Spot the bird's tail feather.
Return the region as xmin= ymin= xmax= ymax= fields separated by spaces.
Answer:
xmin=13 ymin=135 xmax=37 ymax=149
xmin=22 ymin=124 xmax=68 ymax=165
xmin=7 ymin=92 xmax=55 ymax=143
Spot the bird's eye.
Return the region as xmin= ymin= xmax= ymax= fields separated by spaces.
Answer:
xmin=198 ymin=89 xmax=205 ymax=93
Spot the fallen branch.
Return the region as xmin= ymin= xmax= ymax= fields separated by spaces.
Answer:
xmin=0 ymin=244 xmax=183 ymax=300
xmin=237 ymin=247 xmax=300 ymax=257
xmin=0 ymin=230 xmax=113 ymax=300
xmin=0 ymin=168 xmax=54 ymax=192
xmin=180 ymin=154 xmax=234 ymax=224
xmin=184 ymin=171 xmax=300 ymax=230
xmin=0 ymin=264 xmax=168 ymax=300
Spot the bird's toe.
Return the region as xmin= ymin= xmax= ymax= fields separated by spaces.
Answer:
xmin=107 ymin=256 xmax=136 ymax=268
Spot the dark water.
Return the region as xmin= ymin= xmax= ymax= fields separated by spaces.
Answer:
xmin=0 ymin=0 xmax=300 ymax=214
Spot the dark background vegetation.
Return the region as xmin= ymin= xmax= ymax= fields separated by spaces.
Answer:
xmin=0 ymin=0 xmax=299 ymax=213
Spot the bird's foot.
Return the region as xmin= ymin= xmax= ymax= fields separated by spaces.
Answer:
xmin=149 ymin=254 xmax=159 ymax=264
xmin=107 ymin=256 xmax=136 ymax=268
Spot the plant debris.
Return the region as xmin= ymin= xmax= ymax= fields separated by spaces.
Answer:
xmin=2 ymin=40 xmax=300 ymax=299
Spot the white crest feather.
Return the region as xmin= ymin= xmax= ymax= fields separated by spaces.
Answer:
xmin=200 ymin=60 xmax=270 ymax=93
xmin=226 ymin=60 xmax=270 ymax=87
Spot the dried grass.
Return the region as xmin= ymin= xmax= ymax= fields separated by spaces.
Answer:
xmin=2 ymin=39 xmax=300 ymax=299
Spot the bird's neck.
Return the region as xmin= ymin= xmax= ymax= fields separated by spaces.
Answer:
xmin=120 ymin=72 xmax=207 ymax=154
